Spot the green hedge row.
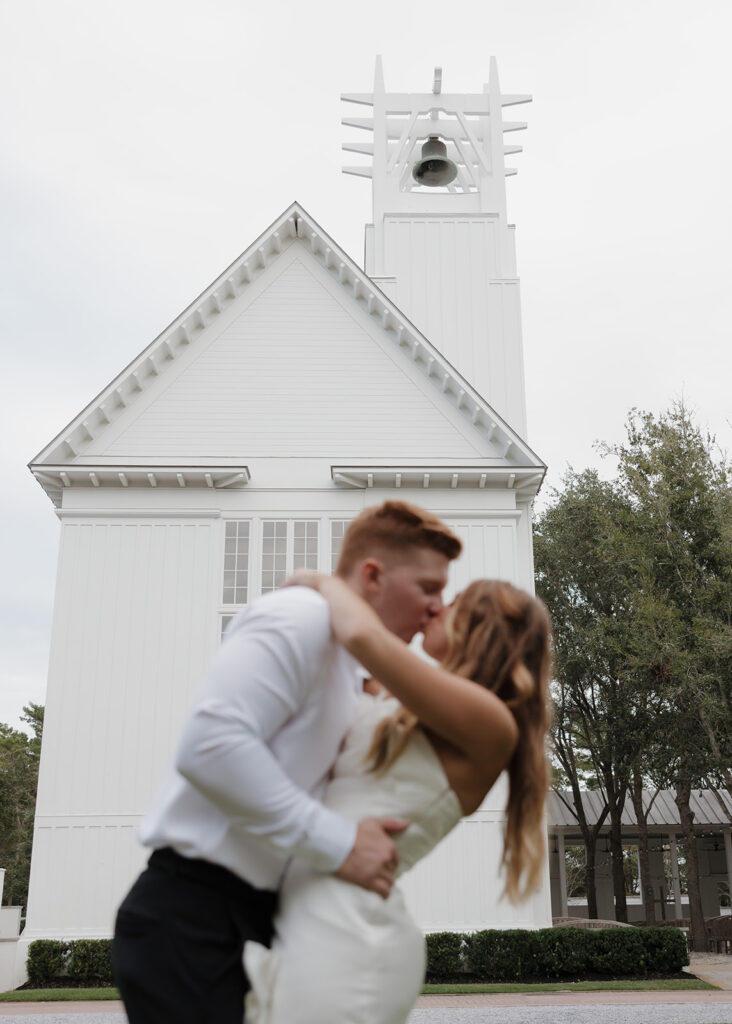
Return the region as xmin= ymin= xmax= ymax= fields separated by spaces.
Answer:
xmin=426 ymin=926 xmax=689 ymax=981
xmin=28 ymin=927 xmax=688 ymax=987
xmin=27 ymin=940 xmax=113 ymax=987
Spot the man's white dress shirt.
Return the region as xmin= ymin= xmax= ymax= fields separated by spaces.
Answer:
xmin=139 ymin=587 xmax=363 ymax=890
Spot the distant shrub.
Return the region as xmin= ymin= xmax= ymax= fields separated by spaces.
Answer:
xmin=27 ymin=938 xmax=114 ymax=987
xmin=425 ymin=931 xmax=465 ymax=978
xmin=26 ymin=940 xmax=69 ymax=986
xmin=67 ymin=939 xmax=113 ymax=984
xmin=463 ymin=926 xmax=688 ymax=982
xmin=26 ymin=926 xmax=688 ymax=988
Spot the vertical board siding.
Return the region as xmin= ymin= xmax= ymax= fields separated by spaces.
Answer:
xmin=401 ymin=818 xmax=552 ymax=932
xmin=385 ymin=217 xmax=527 ymax=435
xmin=25 ymin=821 xmax=145 ymax=937
xmin=26 ymin=519 xmax=217 ymax=936
xmin=37 ymin=520 xmax=217 ymax=815
xmin=443 ymin=518 xmax=518 ymax=598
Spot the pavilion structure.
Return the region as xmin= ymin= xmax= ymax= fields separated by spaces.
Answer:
xmin=547 ymin=788 xmax=732 ymax=923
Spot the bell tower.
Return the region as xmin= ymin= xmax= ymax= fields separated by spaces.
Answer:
xmin=343 ymin=58 xmax=531 ymax=437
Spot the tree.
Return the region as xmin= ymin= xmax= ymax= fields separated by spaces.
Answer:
xmin=602 ymin=402 xmax=732 ymax=949
xmin=538 ymin=402 xmax=731 ymax=947
xmin=535 ymin=469 xmax=644 ymax=921
xmin=0 ymin=704 xmax=44 ymax=908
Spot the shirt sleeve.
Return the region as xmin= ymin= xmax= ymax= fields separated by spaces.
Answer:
xmin=174 ymin=588 xmax=357 ymax=872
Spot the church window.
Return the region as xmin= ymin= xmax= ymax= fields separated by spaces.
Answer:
xmin=222 ymin=521 xmax=250 ymax=604
xmin=261 ymin=521 xmax=289 ymax=594
xmin=260 ymin=520 xmax=320 ymax=594
xmin=330 ymin=520 xmax=350 ymax=571
xmin=220 ymin=519 xmax=347 ymax=638
xmin=293 ymin=520 xmax=319 ymax=570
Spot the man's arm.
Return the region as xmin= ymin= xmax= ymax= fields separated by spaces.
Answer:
xmin=175 ymin=589 xmax=405 ymax=891
xmin=175 ymin=590 xmax=355 ymax=870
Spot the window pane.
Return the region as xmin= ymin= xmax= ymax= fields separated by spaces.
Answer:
xmin=293 ymin=521 xmax=318 ymax=571
xmin=330 ymin=520 xmax=350 ymax=572
xmin=261 ymin=521 xmax=288 ymax=594
xmin=222 ymin=521 xmax=249 ymax=606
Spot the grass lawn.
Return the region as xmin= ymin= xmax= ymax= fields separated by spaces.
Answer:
xmin=0 ymin=988 xmax=121 ymax=1002
xmin=0 ymin=979 xmax=717 ymax=1001
xmin=421 ymin=978 xmax=717 ymax=994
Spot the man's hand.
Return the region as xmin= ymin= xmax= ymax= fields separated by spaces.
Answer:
xmin=336 ymin=817 xmax=409 ymax=899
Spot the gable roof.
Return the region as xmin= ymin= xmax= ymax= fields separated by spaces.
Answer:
xmin=30 ymin=203 xmax=545 ymax=505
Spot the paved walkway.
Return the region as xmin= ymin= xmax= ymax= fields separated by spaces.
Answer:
xmin=2 ymin=1001 xmax=732 ymax=1024
xmin=685 ymin=953 xmax=732 ymax=992
xmin=1 ymin=995 xmax=732 ymax=1023
xmin=411 ymin=990 xmax=732 ymax=1023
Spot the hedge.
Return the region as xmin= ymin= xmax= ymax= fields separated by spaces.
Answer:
xmin=27 ymin=941 xmax=70 ymax=987
xmin=27 ymin=927 xmax=689 ymax=987
xmin=26 ymin=940 xmax=114 ymax=987
xmin=67 ymin=940 xmax=113 ymax=985
xmin=424 ymin=932 xmax=466 ymax=978
xmin=426 ymin=926 xmax=688 ymax=982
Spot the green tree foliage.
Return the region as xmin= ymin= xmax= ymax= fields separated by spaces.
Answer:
xmin=0 ymin=704 xmax=44 ymax=908
xmin=534 ymin=469 xmax=645 ymax=920
xmin=536 ymin=402 xmax=732 ymax=947
xmin=604 ymin=404 xmax=732 ymax=799
xmin=602 ymin=402 xmax=732 ymax=948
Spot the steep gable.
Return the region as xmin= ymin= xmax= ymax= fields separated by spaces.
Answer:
xmin=90 ymin=251 xmax=486 ymax=462
xmin=30 ymin=204 xmax=544 ymax=503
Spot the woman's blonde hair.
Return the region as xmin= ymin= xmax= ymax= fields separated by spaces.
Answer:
xmin=366 ymin=579 xmax=552 ymax=903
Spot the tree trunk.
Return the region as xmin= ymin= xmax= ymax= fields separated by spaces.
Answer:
xmin=585 ymin=833 xmax=599 ymax=919
xmin=675 ymin=782 xmax=707 ymax=952
xmin=604 ymin=776 xmax=629 ymax=922
xmin=552 ymin=778 xmax=609 ymax=920
xmin=631 ymin=772 xmax=656 ymax=924
xmin=609 ymin=813 xmax=628 ymax=922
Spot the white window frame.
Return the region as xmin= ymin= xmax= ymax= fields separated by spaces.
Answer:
xmin=218 ymin=516 xmax=353 ymax=640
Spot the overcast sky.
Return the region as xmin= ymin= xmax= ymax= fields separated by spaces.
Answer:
xmin=2 ymin=0 xmax=730 ymax=730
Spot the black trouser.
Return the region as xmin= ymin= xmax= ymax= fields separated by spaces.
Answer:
xmin=112 ymin=848 xmax=278 ymax=1024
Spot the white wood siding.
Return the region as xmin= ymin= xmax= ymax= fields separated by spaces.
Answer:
xmin=401 ymin=811 xmax=552 ymax=932
xmin=443 ymin=516 xmax=520 ymax=595
xmin=95 ymin=252 xmax=484 ymax=461
xmin=384 ymin=217 xmax=527 ymax=437
xmin=25 ymin=516 xmax=219 ymax=937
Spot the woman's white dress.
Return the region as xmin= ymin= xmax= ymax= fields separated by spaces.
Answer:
xmin=244 ymin=692 xmax=463 ymax=1024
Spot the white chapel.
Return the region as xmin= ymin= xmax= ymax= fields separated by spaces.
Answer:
xmin=21 ymin=58 xmax=550 ymax=975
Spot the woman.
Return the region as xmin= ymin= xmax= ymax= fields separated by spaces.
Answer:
xmin=244 ymin=574 xmax=551 ymax=1024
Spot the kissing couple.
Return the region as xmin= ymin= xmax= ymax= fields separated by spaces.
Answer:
xmin=112 ymin=500 xmax=551 ymax=1023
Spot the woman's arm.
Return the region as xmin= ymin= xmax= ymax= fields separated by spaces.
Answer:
xmin=285 ymin=574 xmax=518 ymax=770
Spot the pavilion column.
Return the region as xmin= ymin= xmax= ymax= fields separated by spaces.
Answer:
xmin=669 ymin=834 xmax=683 ymax=918
xmin=724 ymin=828 xmax=732 ymax=909
xmin=557 ymin=831 xmax=568 ymax=918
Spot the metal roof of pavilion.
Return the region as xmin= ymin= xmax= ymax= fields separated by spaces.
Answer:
xmin=548 ymin=789 xmax=732 ymax=831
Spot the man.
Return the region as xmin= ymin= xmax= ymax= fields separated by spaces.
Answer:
xmin=112 ymin=500 xmax=461 ymax=1023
